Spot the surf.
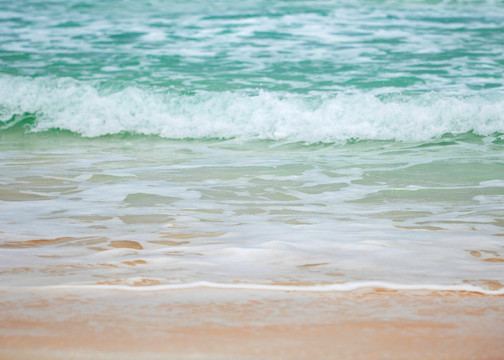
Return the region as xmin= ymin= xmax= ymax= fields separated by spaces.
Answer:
xmin=1 ymin=75 xmax=503 ymax=142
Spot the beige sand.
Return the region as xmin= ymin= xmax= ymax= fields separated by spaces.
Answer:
xmin=1 ymin=287 xmax=503 ymax=360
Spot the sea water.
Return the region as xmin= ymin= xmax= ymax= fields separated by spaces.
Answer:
xmin=0 ymin=0 xmax=503 ymax=292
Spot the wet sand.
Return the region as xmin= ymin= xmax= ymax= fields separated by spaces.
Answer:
xmin=1 ymin=287 xmax=504 ymax=360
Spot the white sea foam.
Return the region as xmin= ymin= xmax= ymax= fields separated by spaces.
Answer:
xmin=1 ymin=76 xmax=503 ymax=142
xmin=15 ymin=281 xmax=504 ymax=295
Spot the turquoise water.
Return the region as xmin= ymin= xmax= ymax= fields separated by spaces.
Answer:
xmin=1 ymin=0 xmax=503 ymax=290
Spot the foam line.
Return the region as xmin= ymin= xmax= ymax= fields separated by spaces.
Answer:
xmin=9 ymin=281 xmax=504 ymax=295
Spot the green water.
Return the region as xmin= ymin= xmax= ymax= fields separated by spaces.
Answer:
xmin=1 ymin=0 xmax=504 ymax=94
xmin=0 ymin=0 xmax=503 ymax=289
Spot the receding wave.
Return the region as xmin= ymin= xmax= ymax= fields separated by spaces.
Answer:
xmin=1 ymin=76 xmax=503 ymax=142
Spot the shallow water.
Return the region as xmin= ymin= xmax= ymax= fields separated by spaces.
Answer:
xmin=0 ymin=0 xmax=503 ymax=291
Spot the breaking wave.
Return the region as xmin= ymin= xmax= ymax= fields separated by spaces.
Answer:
xmin=1 ymin=76 xmax=503 ymax=142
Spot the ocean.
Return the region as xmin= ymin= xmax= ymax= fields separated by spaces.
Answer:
xmin=1 ymin=0 xmax=503 ymax=292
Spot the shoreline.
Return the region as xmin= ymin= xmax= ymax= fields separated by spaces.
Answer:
xmin=1 ymin=287 xmax=503 ymax=360
xmin=1 ymin=280 xmax=504 ymax=294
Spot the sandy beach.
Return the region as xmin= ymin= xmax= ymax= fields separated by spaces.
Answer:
xmin=1 ymin=287 xmax=503 ymax=360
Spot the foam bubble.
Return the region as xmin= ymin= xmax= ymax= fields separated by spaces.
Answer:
xmin=1 ymin=76 xmax=503 ymax=142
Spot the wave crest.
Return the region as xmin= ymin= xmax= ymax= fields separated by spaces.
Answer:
xmin=1 ymin=76 xmax=503 ymax=141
